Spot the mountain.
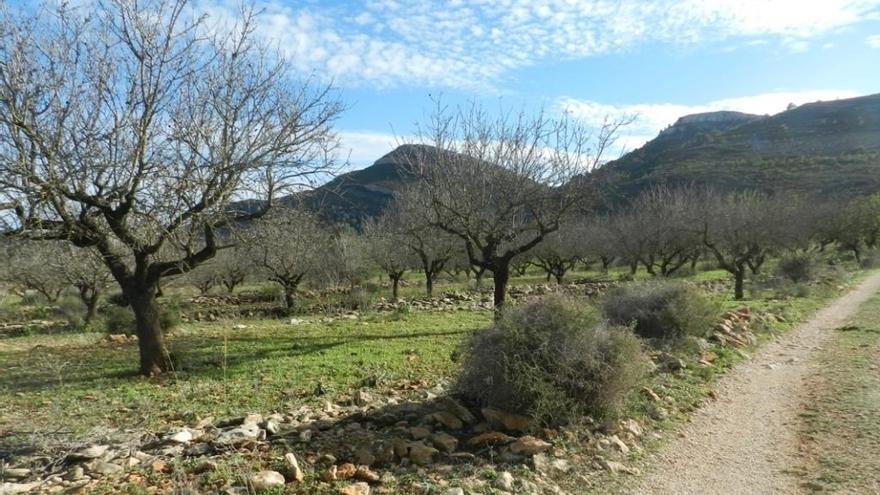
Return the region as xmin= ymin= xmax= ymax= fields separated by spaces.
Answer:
xmin=594 ymin=93 xmax=880 ymax=201
xmin=262 ymin=93 xmax=880 ymax=224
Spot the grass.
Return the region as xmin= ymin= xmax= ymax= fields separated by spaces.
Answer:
xmin=0 ymin=311 xmax=490 ymax=440
xmin=796 ymin=291 xmax=880 ymax=493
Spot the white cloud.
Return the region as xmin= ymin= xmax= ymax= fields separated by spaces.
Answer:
xmin=198 ymin=0 xmax=880 ymax=91
xmin=868 ymin=34 xmax=880 ymax=48
xmin=336 ymin=130 xmax=406 ymax=168
xmin=560 ymin=89 xmax=863 ymax=152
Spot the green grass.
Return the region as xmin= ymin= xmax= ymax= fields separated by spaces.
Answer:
xmin=0 ymin=311 xmax=490 ymax=438
xmin=796 ymin=291 xmax=880 ymax=493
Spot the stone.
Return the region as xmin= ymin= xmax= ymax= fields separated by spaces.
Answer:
xmin=88 ymin=461 xmax=123 ymax=476
xmin=352 ymin=390 xmax=372 ymax=407
xmin=440 ymin=397 xmax=477 ymax=424
xmin=336 ymin=463 xmax=357 ymax=480
xmin=283 ymin=453 xmax=304 ymax=482
xmin=0 ymin=482 xmax=40 ymax=494
xmin=69 ymin=445 xmax=109 ymax=461
xmin=215 ymin=423 xmax=263 ymax=445
xmin=0 ymin=469 xmax=29 ymax=480
xmin=250 ymin=470 xmax=285 ymax=491
xmin=264 ymin=420 xmax=281 ymax=436
xmin=193 ymin=461 xmax=218 ymax=474
xmin=242 ymin=413 xmax=263 ymax=426
xmin=481 ymin=407 xmax=532 ymax=431
xmin=593 ymin=458 xmax=637 ymax=474
xmin=165 ymin=429 xmax=193 ymax=444
xmin=66 ymin=466 xmax=84 ymax=481
xmin=608 ymin=435 xmax=630 ymax=454
xmin=466 ymin=431 xmax=514 ymax=448
xmin=533 ymin=453 xmax=571 ymax=474
xmin=445 ymin=489 xmax=465 ymax=495
xmin=151 ymin=460 xmax=170 ymax=474
xmin=322 ymin=465 xmax=338 ymax=482
xmin=494 ymin=471 xmax=515 ymax=491
xmin=620 ymin=419 xmax=643 ymax=438
xmin=299 ymin=429 xmax=313 ymax=443
xmin=657 ymin=353 xmax=686 ymax=372
xmin=408 ymin=426 xmax=432 ymax=440
xmin=509 ymin=435 xmax=552 ymax=456
xmin=354 ymin=466 xmax=380 ymax=483
xmin=353 ymin=446 xmax=376 ymax=467
xmin=339 ymin=482 xmax=370 ymax=495
xmin=430 ymin=432 xmax=459 ymax=453
xmin=642 ymin=387 xmax=661 ymax=402
xmin=407 ymin=442 xmax=438 ymax=466
xmin=431 ymin=411 xmax=463 ymax=430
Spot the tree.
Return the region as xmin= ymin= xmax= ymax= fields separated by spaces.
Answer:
xmin=53 ymin=244 xmax=113 ymax=323
xmin=215 ymin=247 xmax=251 ymax=294
xmin=531 ymin=222 xmax=582 ymax=284
xmin=698 ymin=190 xmax=784 ymax=299
xmin=404 ymin=102 xmax=624 ymax=312
xmin=247 ymin=207 xmax=324 ymax=313
xmin=394 ymin=187 xmax=458 ymax=297
xmin=0 ymin=1 xmax=342 ymax=375
xmin=362 ymin=216 xmax=416 ymax=301
xmin=1 ymin=241 xmax=67 ymax=303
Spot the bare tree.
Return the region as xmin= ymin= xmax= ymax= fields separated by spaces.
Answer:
xmin=362 ymin=216 xmax=416 ymax=301
xmin=53 ymin=244 xmax=113 ymax=323
xmin=531 ymin=221 xmax=583 ymax=284
xmin=404 ymin=102 xmax=625 ymax=312
xmin=215 ymin=247 xmax=251 ymax=294
xmin=0 ymin=1 xmax=342 ymax=374
xmin=697 ymin=190 xmax=785 ymax=299
xmin=1 ymin=241 xmax=67 ymax=303
xmin=394 ymin=187 xmax=458 ymax=297
xmin=247 ymin=207 xmax=324 ymax=314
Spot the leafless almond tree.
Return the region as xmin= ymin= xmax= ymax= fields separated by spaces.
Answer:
xmin=404 ymin=102 xmax=626 ymax=311
xmin=362 ymin=215 xmax=417 ymax=301
xmin=0 ymin=1 xmax=342 ymax=374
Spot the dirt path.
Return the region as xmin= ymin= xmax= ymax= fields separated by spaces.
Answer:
xmin=631 ymin=273 xmax=880 ymax=495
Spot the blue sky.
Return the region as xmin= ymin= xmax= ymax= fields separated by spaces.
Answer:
xmin=204 ymin=0 xmax=880 ymax=166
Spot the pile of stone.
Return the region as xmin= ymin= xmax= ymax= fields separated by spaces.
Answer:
xmin=711 ymin=308 xmax=757 ymax=348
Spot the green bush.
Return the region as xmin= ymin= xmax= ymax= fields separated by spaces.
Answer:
xmin=860 ymin=250 xmax=879 ymax=269
xmin=159 ymin=304 xmax=181 ymax=330
xmin=103 ymin=305 xmax=135 ymax=334
xmin=776 ymin=252 xmax=815 ymax=283
xmin=602 ymin=281 xmax=720 ymax=343
xmin=457 ymin=296 xmax=649 ymax=425
xmin=106 ymin=292 xmax=129 ymax=307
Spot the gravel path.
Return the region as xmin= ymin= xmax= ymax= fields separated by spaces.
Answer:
xmin=632 ymin=273 xmax=880 ymax=495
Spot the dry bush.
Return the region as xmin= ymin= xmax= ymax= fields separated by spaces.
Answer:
xmin=603 ymin=281 xmax=720 ymax=343
xmin=457 ymin=296 xmax=649 ymax=425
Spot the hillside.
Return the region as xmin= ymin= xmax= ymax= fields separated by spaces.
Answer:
xmin=595 ymin=93 xmax=880 ymax=201
xmin=273 ymin=93 xmax=880 ymax=224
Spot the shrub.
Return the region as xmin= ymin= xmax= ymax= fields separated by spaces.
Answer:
xmin=103 ymin=305 xmax=135 ymax=334
xmin=343 ymin=286 xmax=376 ymax=311
xmin=457 ymin=296 xmax=649 ymax=425
xmin=159 ymin=304 xmax=181 ymax=330
xmin=860 ymin=250 xmax=879 ymax=269
xmin=776 ymin=252 xmax=815 ymax=283
xmin=106 ymin=292 xmax=129 ymax=307
xmin=602 ymin=281 xmax=720 ymax=343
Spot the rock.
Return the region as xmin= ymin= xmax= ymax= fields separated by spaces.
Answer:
xmin=620 ymin=419 xmax=643 ymax=438
xmin=642 ymin=387 xmax=661 ymax=402
xmin=609 ymin=435 xmax=630 ymax=454
xmin=299 ymin=429 xmax=313 ymax=443
xmin=408 ymin=426 xmax=432 ymax=440
xmin=509 ymin=435 xmax=552 ymax=456
xmin=407 ymin=442 xmax=439 ymax=466
xmin=322 ymin=465 xmax=338 ymax=482
xmin=193 ymin=461 xmax=218 ymax=474
xmin=339 ymin=482 xmax=370 ymax=495
xmin=165 ymin=429 xmax=193 ymax=444
xmin=430 ymin=432 xmax=459 ymax=453
xmin=0 ymin=482 xmax=40 ymax=494
xmin=353 ymin=446 xmax=375 ymax=467
xmin=494 ymin=471 xmax=515 ymax=491
xmin=352 ymin=389 xmax=372 ymax=407
xmin=533 ymin=453 xmax=571 ymax=473
xmin=264 ymin=420 xmax=281 ymax=436
xmin=657 ymin=353 xmax=685 ymax=372
xmin=431 ymin=411 xmax=463 ymax=430
xmin=0 ymin=469 xmax=29 ymax=480
xmin=445 ymin=489 xmax=465 ymax=495
xmin=336 ymin=463 xmax=357 ymax=480
xmin=250 ymin=470 xmax=285 ymax=490
xmin=69 ymin=444 xmax=109 ymax=461
xmin=440 ymin=397 xmax=477 ymax=424
xmin=242 ymin=413 xmax=263 ymax=426
xmin=151 ymin=460 xmax=170 ymax=474
xmin=481 ymin=407 xmax=532 ymax=431
xmin=466 ymin=431 xmax=514 ymax=448
xmin=215 ymin=423 xmax=263 ymax=445
xmin=88 ymin=461 xmax=123 ymax=476
xmin=354 ymin=466 xmax=380 ymax=483
xmin=66 ymin=466 xmax=85 ymax=481
xmin=593 ymin=458 xmax=638 ymax=475
xmin=283 ymin=453 xmax=304 ymax=482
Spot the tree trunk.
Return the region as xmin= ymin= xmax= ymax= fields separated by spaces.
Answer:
xmin=425 ymin=272 xmax=434 ymax=298
xmin=492 ymin=262 xmax=510 ymax=317
xmin=474 ymin=267 xmax=485 ymax=289
xmin=733 ymin=266 xmax=745 ymax=300
xmin=126 ymin=283 xmax=170 ymax=376
xmin=629 ymin=261 xmax=638 ymax=275
xmin=390 ymin=274 xmax=401 ymax=302
xmin=78 ymin=286 xmax=99 ymax=323
xmin=283 ymin=286 xmax=296 ymax=313
xmin=554 ymin=273 xmax=564 ymax=284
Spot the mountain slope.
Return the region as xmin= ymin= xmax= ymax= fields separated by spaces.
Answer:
xmin=596 ymin=93 xmax=880 ymax=201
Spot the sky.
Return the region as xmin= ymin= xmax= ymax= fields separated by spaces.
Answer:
xmin=203 ymin=0 xmax=880 ymax=167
